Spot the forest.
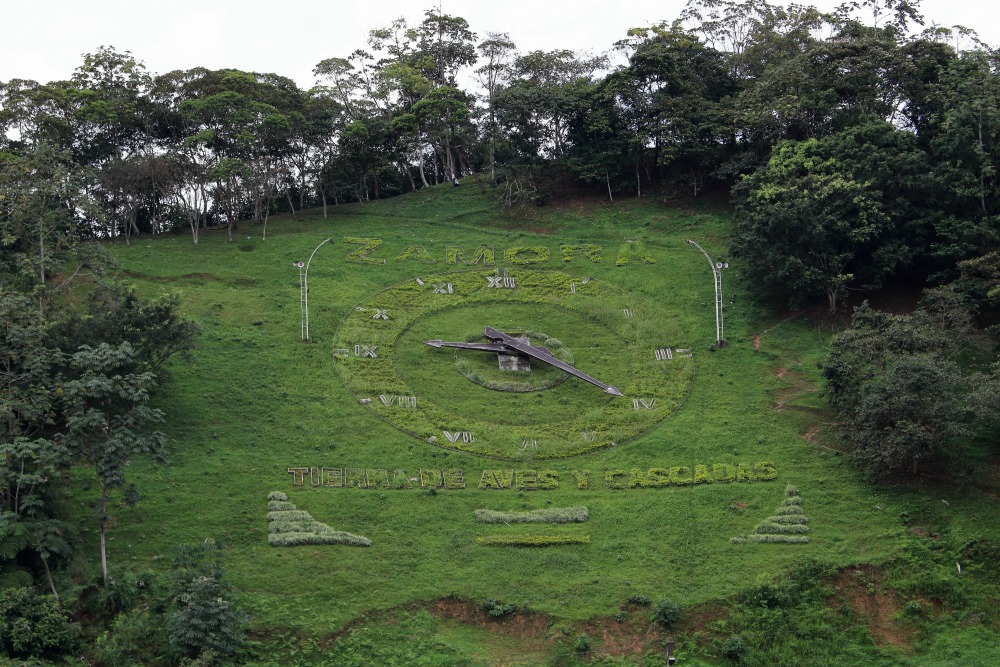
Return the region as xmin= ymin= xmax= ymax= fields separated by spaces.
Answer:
xmin=2 ymin=0 xmax=1000 ymax=664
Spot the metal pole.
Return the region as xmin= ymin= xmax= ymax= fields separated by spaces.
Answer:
xmin=297 ymin=238 xmax=332 ymax=342
xmin=686 ymin=239 xmax=726 ymax=347
xmin=298 ymin=263 xmax=306 ymax=340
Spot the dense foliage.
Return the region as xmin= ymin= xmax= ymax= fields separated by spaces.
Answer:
xmin=0 ymin=1 xmax=997 ymax=313
xmin=824 ymin=289 xmax=998 ymax=481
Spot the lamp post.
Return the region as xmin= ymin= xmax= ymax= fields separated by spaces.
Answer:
xmin=295 ymin=238 xmax=332 ymax=341
xmin=686 ymin=239 xmax=728 ymax=347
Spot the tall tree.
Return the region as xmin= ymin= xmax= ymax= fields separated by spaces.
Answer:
xmin=0 ymin=143 xmax=98 ymax=315
xmin=62 ymin=343 xmax=166 ymax=585
xmin=476 ymin=33 xmax=516 ymax=182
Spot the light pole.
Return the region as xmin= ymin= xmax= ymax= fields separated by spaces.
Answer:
xmin=295 ymin=238 xmax=332 ymax=341
xmin=686 ymin=239 xmax=728 ymax=347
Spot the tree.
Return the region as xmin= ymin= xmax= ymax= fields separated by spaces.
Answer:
xmin=0 ymin=143 xmax=97 ymax=314
xmin=824 ymin=289 xmax=992 ymax=481
xmin=732 ymin=138 xmax=889 ymax=311
xmin=606 ymin=24 xmax=736 ymax=196
xmin=495 ymin=49 xmax=606 ymax=163
xmin=58 ymin=280 xmax=200 ymax=377
xmin=0 ymin=290 xmax=73 ymax=597
xmin=62 ymin=343 xmax=166 ymax=585
xmin=732 ymin=120 xmax=933 ymax=311
xmin=476 ymin=32 xmax=516 ymax=182
xmin=167 ymin=539 xmax=248 ymax=664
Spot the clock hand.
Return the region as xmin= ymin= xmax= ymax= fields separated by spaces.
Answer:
xmin=424 ymin=340 xmax=508 ymax=352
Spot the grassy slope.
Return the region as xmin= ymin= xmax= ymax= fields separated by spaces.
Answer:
xmin=87 ymin=182 xmax=999 ymax=664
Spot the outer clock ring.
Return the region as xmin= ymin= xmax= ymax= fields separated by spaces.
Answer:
xmin=332 ymin=269 xmax=695 ymax=460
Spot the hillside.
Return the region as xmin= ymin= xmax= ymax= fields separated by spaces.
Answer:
xmin=83 ymin=183 xmax=1000 ymax=665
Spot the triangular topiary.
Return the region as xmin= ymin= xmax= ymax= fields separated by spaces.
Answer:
xmin=731 ymin=484 xmax=809 ymax=544
xmin=267 ymin=491 xmax=371 ymax=547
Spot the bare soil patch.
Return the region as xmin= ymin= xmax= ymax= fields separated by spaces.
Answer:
xmin=833 ymin=565 xmax=912 ymax=650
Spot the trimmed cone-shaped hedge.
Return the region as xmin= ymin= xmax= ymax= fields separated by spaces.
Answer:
xmin=266 ymin=492 xmax=371 ymax=547
xmin=731 ymin=484 xmax=810 ymax=544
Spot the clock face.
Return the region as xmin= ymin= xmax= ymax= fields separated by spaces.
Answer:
xmin=332 ymin=269 xmax=695 ymax=460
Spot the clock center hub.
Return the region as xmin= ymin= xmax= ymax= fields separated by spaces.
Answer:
xmin=454 ymin=329 xmax=574 ymax=393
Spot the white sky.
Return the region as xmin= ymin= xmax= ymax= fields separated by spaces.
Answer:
xmin=1 ymin=1 xmax=996 ymax=90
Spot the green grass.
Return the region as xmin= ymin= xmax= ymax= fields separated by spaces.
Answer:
xmin=80 ymin=182 xmax=1000 ymax=664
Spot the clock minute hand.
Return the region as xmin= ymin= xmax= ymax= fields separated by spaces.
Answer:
xmin=484 ymin=326 xmax=624 ymax=396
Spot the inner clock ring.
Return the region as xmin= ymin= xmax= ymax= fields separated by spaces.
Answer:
xmin=452 ymin=329 xmax=575 ymax=393
xmin=331 ymin=269 xmax=696 ymax=460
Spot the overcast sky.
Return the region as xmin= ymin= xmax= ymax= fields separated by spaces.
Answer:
xmin=2 ymin=0 xmax=995 ymax=90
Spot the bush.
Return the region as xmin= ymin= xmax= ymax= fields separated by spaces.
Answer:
xmin=627 ymin=594 xmax=652 ymax=606
xmin=739 ymin=534 xmax=810 ymax=544
xmin=575 ymin=632 xmax=593 ymax=652
xmin=474 ymin=506 xmax=589 ymax=524
xmin=268 ymin=531 xmax=371 ymax=547
xmin=476 ymin=535 xmax=590 ymax=547
xmin=752 ymin=522 xmax=809 ymax=535
xmin=93 ymin=607 xmax=162 ymax=666
xmin=481 ymin=597 xmax=518 ymax=618
xmin=0 ymin=587 xmax=77 ymax=659
xmin=722 ymin=634 xmax=748 ymax=661
xmin=651 ymin=598 xmax=679 ymax=629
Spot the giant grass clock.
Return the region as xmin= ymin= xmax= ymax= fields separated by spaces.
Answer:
xmin=332 ymin=269 xmax=694 ymax=459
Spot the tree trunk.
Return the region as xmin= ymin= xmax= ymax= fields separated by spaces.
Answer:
xmin=286 ymin=189 xmax=297 ymax=216
xmin=418 ymin=145 xmax=430 ymax=188
xmin=319 ymin=182 xmax=328 ymax=218
xmin=405 ymin=163 xmax=416 ymax=192
xmin=605 ymin=167 xmax=614 ymax=202
xmin=99 ymin=521 xmax=107 ymax=586
xmin=99 ymin=481 xmax=109 ymax=586
xmin=42 ymin=556 xmax=59 ymax=601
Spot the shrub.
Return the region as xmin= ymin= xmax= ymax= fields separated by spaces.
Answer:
xmin=722 ymin=634 xmax=748 ymax=661
xmin=753 ymin=522 xmax=809 ymax=535
xmin=741 ymin=534 xmax=810 ymax=544
xmin=268 ymin=531 xmax=371 ymax=547
xmin=476 ymin=535 xmax=590 ymax=547
xmin=651 ymin=598 xmax=679 ymax=629
xmin=474 ymin=506 xmax=589 ymax=524
xmin=81 ymin=566 xmax=148 ymax=617
xmin=627 ymin=594 xmax=652 ymax=606
xmin=93 ymin=607 xmax=162 ymax=666
xmin=481 ymin=597 xmax=518 ymax=618
xmin=0 ymin=587 xmax=77 ymax=659
xmin=575 ymin=632 xmax=593 ymax=652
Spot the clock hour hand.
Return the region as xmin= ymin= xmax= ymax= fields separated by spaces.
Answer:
xmin=424 ymin=340 xmax=507 ymax=352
